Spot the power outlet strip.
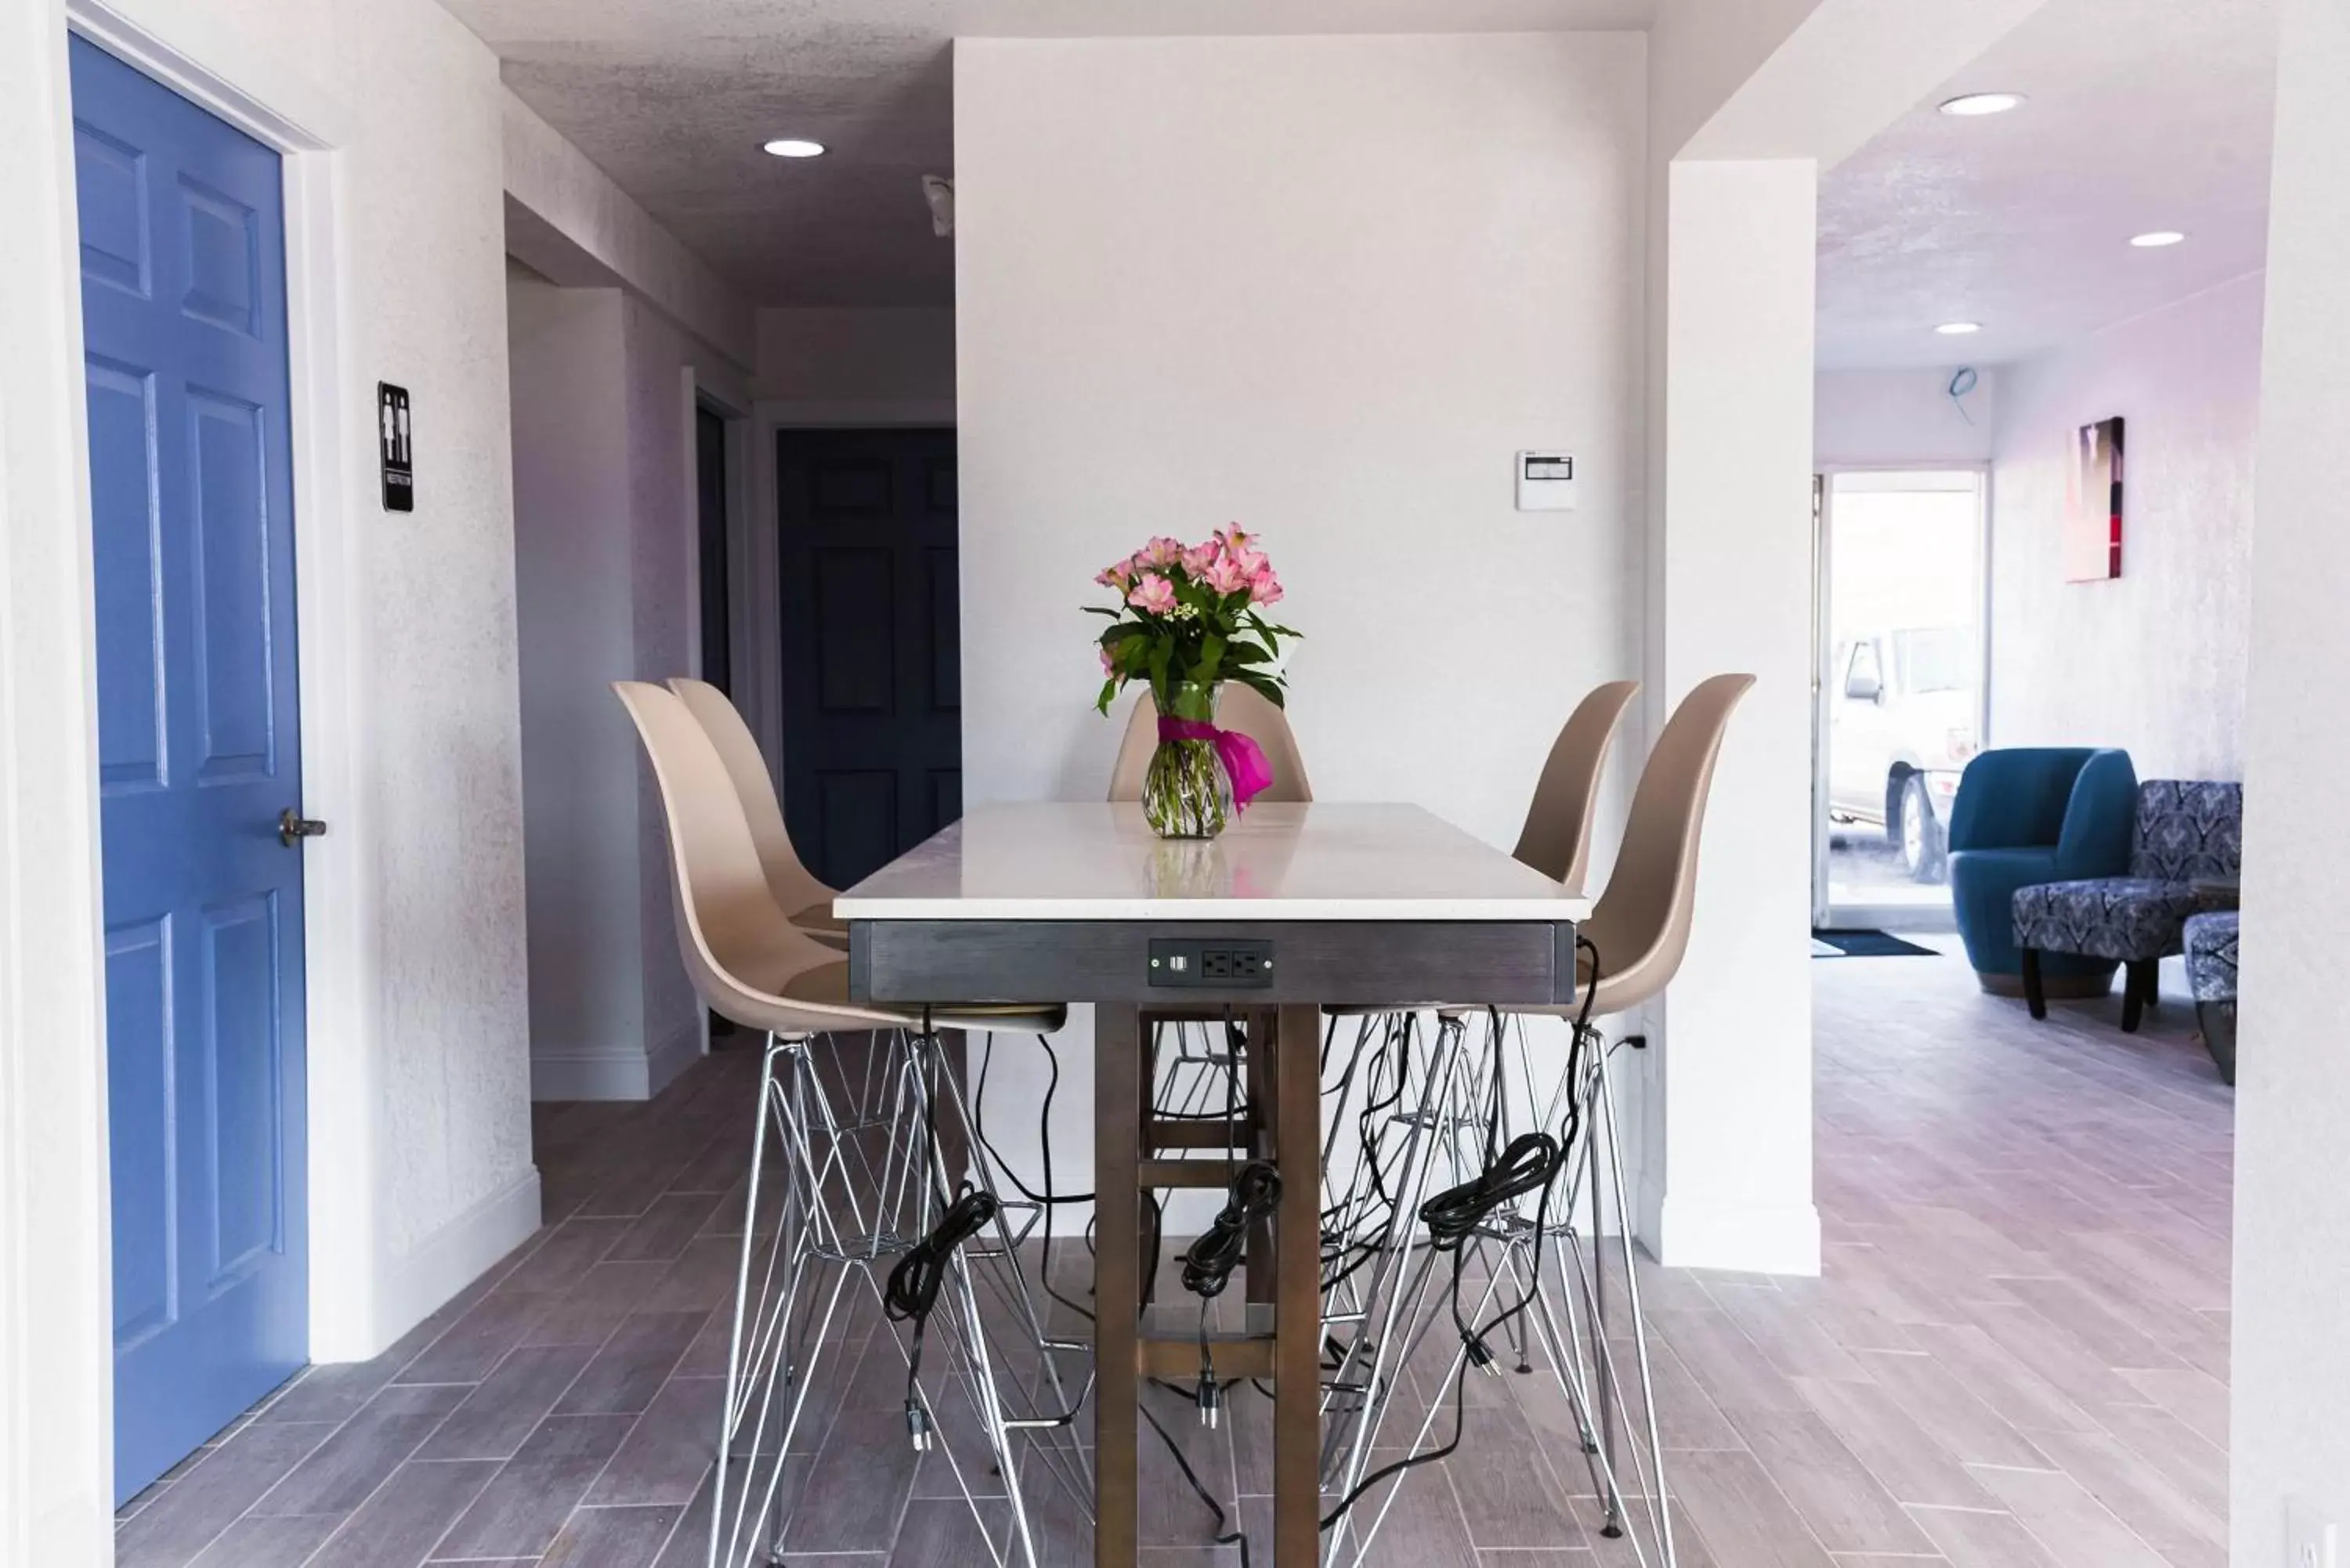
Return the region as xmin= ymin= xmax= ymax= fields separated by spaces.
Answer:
xmin=1147 ymin=938 xmax=1274 ymax=988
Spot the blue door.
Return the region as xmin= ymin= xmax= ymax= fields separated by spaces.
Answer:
xmin=71 ymin=35 xmax=309 ymax=1504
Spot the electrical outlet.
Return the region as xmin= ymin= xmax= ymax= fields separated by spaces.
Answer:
xmin=1147 ymin=938 xmax=1274 ymax=988
xmin=2290 ymin=1498 xmax=2338 ymax=1568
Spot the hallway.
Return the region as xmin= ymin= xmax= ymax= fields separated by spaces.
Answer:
xmin=114 ymin=946 xmax=2233 ymax=1567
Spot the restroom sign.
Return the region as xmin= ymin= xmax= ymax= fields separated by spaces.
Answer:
xmin=378 ymin=382 xmax=413 ymax=512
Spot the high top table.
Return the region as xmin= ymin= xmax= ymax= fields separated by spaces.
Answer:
xmin=840 ymin=801 xmax=1589 ymax=1568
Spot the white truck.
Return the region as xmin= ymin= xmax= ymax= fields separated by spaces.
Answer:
xmin=1828 ymin=626 xmax=1979 ymax=882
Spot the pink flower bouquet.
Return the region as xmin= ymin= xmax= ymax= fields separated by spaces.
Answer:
xmin=1089 ymin=527 xmax=1300 ymax=837
xmin=1089 ymin=526 xmax=1296 ymax=722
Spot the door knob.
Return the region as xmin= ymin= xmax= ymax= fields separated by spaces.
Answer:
xmin=278 ymin=808 xmax=328 ymax=847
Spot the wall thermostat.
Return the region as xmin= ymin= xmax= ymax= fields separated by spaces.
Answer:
xmin=1516 ymin=450 xmax=1576 ymax=511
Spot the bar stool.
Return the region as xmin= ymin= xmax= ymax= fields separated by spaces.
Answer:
xmin=616 ymin=681 xmax=1085 ymax=1568
xmin=667 ymin=677 xmax=848 ymax=949
xmin=1318 ymin=679 xmax=1638 ymax=1387
xmin=1323 ymin=675 xmax=1750 ymax=1568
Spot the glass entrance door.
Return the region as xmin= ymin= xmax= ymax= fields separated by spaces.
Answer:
xmin=1813 ymin=469 xmax=1988 ymax=930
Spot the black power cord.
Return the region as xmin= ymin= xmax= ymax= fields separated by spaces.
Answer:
xmin=883 ymin=1186 xmax=1000 ymax=1450
xmin=1180 ymin=1160 xmax=1282 ymax=1300
xmin=1318 ymin=933 xmax=1605 ymax=1537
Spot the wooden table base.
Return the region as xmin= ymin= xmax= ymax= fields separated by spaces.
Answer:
xmin=1093 ymin=1003 xmax=1325 ymax=1568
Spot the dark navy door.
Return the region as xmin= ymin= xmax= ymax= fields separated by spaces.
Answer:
xmin=776 ymin=428 xmax=963 ymax=889
xmin=72 ymin=36 xmax=309 ymax=1503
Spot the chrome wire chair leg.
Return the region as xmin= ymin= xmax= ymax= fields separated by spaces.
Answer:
xmin=711 ymin=1035 xmax=858 ymax=1568
xmin=707 ymin=1028 xmax=1070 ymax=1568
xmin=1320 ymin=1014 xmax=1473 ymax=1566
xmin=1520 ymin=1031 xmax=1677 ymax=1567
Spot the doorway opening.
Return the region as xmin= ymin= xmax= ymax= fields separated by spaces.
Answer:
xmin=773 ymin=427 xmax=963 ymax=891
xmin=696 ymin=400 xmax=733 ymax=694
xmin=1813 ymin=468 xmax=1988 ymax=931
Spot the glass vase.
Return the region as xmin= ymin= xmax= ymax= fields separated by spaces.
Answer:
xmin=1142 ymin=681 xmax=1233 ymax=839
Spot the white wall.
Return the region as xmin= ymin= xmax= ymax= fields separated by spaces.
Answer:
xmin=508 ymin=278 xmax=691 ymax=1100
xmin=1 ymin=0 xmax=544 ymax=1548
xmin=1642 ymin=156 xmax=1824 ymax=1271
xmin=505 ymin=279 xmax=747 ymax=1104
xmin=1815 ymin=367 xmax=1997 ymax=468
xmin=956 ymin=29 xmax=1646 ymax=1223
xmin=1982 ymin=275 xmax=2262 ymax=780
xmin=2234 ymin=0 xmax=2350 ymax=1552
xmin=756 ymin=307 xmax=956 ymax=407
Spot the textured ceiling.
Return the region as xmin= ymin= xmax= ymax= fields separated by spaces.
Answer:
xmin=444 ymin=0 xmax=1653 ymax=307
xmin=1817 ymin=0 xmax=2280 ymax=370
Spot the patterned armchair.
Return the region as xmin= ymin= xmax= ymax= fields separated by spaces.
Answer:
xmin=2186 ymin=910 xmax=2239 ymax=1084
xmin=2011 ymin=780 xmax=2243 ymax=1032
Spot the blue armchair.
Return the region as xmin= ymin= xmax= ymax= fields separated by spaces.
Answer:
xmin=1946 ymin=747 xmax=2137 ymax=996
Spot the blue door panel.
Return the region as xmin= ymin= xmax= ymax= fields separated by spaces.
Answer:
xmin=86 ymin=357 xmax=168 ymax=790
xmin=189 ymin=389 xmax=277 ymax=779
xmin=105 ymin=918 xmax=175 ymax=1348
xmin=72 ymin=34 xmax=307 ymax=1505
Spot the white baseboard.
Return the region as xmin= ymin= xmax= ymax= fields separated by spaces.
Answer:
xmin=1647 ymin=1191 xmax=1821 ymax=1276
xmin=531 ymin=1024 xmax=704 ymax=1102
xmin=320 ymin=1165 xmax=542 ymax=1363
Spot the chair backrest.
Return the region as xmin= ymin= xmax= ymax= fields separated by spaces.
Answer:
xmin=667 ymin=677 xmax=833 ymax=912
xmin=613 ymin=681 xmax=875 ymax=1036
xmin=1582 ymin=674 xmax=1754 ymax=1017
xmin=2129 ymin=780 xmax=2243 ymax=881
xmin=1106 ymin=683 xmax=1314 ymax=804
xmin=1509 ymin=680 xmax=1640 ymax=894
xmin=2051 ymin=749 xmax=2138 ymax=878
xmin=1947 ymin=746 xmax=2099 ymax=852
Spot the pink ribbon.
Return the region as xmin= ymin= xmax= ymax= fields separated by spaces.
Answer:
xmin=1159 ymin=717 xmax=1274 ymax=811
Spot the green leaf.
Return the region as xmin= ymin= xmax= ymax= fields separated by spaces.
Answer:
xmin=1083 ymin=605 xmax=1122 ymax=618
xmin=1224 ymin=640 xmax=1272 ymax=666
xmin=1102 ymin=623 xmax=1152 ymax=645
xmin=1096 ymin=676 xmax=1122 ymax=715
xmin=1235 ymin=670 xmax=1287 ymax=709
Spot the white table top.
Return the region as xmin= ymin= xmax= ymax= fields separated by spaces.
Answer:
xmin=834 ymin=802 xmax=1592 ymax=923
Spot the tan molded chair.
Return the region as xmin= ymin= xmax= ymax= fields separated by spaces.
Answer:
xmin=1571 ymin=672 xmax=1755 ymax=1017
xmin=1107 ymin=683 xmax=1313 ymax=804
xmin=1509 ymin=680 xmax=1640 ymax=896
xmin=616 ymin=680 xmax=1060 ymax=1038
xmin=667 ymin=677 xmax=848 ymax=948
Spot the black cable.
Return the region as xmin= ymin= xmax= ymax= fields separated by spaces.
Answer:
xmin=1417 ymin=1133 xmax=1558 ymax=1252
xmin=1139 ymin=1399 xmax=1253 ymax=1568
xmin=971 ymin=1032 xmax=1098 ymax=1326
xmin=1319 ymin=1353 xmax=1473 ymax=1531
xmin=1181 ymin=1161 xmax=1282 ymax=1300
xmin=883 ymin=1185 xmax=999 ymax=1445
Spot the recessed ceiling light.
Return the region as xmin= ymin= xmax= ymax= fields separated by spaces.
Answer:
xmin=2129 ymin=229 xmax=2187 ymax=247
xmin=1936 ymin=321 xmax=1983 ymax=335
xmin=762 ymin=138 xmax=826 ymax=158
xmin=1938 ymin=92 xmax=2026 ymax=117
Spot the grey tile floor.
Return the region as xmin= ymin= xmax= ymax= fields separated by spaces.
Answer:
xmin=115 ymin=941 xmax=2233 ymax=1566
